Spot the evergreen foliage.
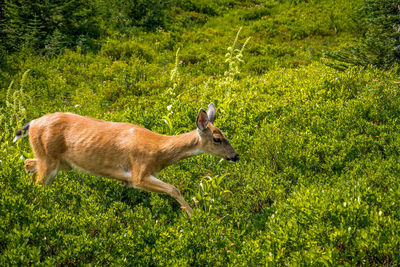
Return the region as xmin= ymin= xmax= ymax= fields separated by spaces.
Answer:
xmin=326 ymin=0 xmax=400 ymax=70
xmin=121 ymin=0 xmax=166 ymax=29
xmin=0 ymin=0 xmax=99 ymax=54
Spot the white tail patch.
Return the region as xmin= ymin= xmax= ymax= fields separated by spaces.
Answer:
xmin=13 ymin=130 xmax=29 ymax=142
xmin=13 ymin=121 xmax=32 ymax=142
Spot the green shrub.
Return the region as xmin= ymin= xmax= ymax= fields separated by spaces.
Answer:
xmin=117 ymin=0 xmax=166 ymax=30
xmin=100 ymin=38 xmax=155 ymax=62
xmin=174 ymin=0 xmax=237 ymax=16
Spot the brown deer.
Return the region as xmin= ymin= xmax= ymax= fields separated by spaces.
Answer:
xmin=14 ymin=103 xmax=239 ymax=217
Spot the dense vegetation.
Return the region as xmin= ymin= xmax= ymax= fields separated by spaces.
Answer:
xmin=1 ymin=0 xmax=400 ymax=265
xmin=326 ymin=0 xmax=400 ymax=69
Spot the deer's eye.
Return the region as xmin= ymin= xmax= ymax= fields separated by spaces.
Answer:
xmin=213 ymin=137 xmax=222 ymax=143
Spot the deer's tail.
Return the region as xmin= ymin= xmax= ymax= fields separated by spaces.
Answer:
xmin=13 ymin=121 xmax=32 ymax=142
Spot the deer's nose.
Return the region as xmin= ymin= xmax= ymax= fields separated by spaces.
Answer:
xmin=228 ymin=154 xmax=239 ymax=162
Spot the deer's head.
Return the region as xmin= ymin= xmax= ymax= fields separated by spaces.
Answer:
xmin=196 ymin=103 xmax=239 ymax=163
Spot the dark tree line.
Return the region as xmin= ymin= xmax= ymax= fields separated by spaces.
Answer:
xmin=326 ymin=0 xmax=400 ymax=70
xmin=0 ymin=0 xmax=100 ymax=54
xmin=0 ymin=0 xmax=168 ymax=56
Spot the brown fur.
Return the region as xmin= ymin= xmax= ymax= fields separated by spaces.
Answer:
xmin=23 ymin=105 xmax=238 ymax=217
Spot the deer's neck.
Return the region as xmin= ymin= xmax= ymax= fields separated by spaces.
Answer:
xmin=160 ymin=130 xmax=203 ymax=168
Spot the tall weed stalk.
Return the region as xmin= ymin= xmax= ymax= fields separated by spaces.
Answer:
xmin=224 ymin=27 xmax=251 ymax=81
xmin=1 ymin=69 xmax=31 ymax=147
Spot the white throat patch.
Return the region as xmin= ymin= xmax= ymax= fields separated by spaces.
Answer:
xmin=188 ymin=149 xmax=203 ymax=156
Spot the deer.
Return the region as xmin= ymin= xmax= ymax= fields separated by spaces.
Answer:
xmin=13 ymin=103 xmax=239 ymax=217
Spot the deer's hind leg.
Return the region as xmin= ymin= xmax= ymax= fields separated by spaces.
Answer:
xmin=25 ymin=159 xmax=38 ymax=183
xmin=25 ymin=158 xmax=72 ymax=184
xmin=25 ymin=159 xmax=38 ymax=173
xmin=35 ymin=157 xmax=60 ymax=186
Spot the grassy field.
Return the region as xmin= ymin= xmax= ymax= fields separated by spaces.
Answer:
xmin=1 ymin=0 xmax=400 ymax=265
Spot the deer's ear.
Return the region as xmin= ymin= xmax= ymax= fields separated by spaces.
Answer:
xmin=196 ymin=108 xmax=209 ymax=131
xmin=207 ymin=103 xmax=216 ymax=124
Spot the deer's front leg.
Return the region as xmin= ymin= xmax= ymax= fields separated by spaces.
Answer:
xmin=132 ymin=175 xmax=193 ymax=217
